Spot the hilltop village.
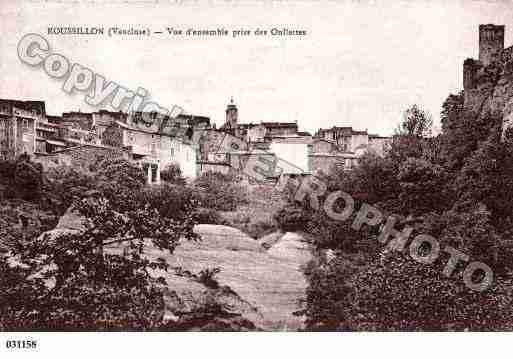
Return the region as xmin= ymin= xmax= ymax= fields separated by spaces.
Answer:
xmin=0 ymin=98 xmax=391 ymax=183
xmin=4 ymin=23 xmax=513 ymax=185
xmin=5 ymin=18 xmax=513 ymax=333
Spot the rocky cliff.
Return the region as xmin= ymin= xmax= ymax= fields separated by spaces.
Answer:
xmin=464 ymin=58 xmax=513 ymax=137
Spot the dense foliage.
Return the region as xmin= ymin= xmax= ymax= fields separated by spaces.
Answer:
xmin=291 ymin=102 xmax=513 ymax=331
xmin=160 ymin=163 xmax=186 ymax=185
xmin=0 ymin=157 xmax=199 ymax=330
xmin=193 ymin=172 xmax=248 ymax=211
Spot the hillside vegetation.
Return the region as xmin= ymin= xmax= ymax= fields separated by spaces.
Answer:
xmin=276 ymin=99 xmax=513 ymax=331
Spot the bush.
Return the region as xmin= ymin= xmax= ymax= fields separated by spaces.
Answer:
xmin=397 ymin=157 xmax=450 ymax=215
xmin=161 ymin=163 xmax=186 ymax=185
xmin=0 ymin=157 xmax=43 ymax=201
xmin=0 ymin=160 xmax=15 ymax=185
xmin=194 ymin=208 xmax=227 ymax=225
xmin=274 ymin=203 xmax=309 ymax=232
xmin=0 ymin=157 xmax=198 ymax=331
xmin=193 ymin=172 xmax=248 ymax=211
xmin=303 ymin=255 xmax=360 ymax=330
xmin=344 ymin=253 xmax=513 ymax=331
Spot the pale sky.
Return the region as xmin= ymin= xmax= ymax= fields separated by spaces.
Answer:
xmin=1 ymin=0 xmax=513 ymax=136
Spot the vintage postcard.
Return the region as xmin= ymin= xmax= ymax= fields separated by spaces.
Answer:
xmin=0 ymin=0 xmax=512 ymax=357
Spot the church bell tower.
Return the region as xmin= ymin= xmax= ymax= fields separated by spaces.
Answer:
xmin=225 ymin=97 xmax=238 ymax=129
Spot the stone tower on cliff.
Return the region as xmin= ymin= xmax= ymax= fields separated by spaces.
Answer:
xmin=461 ymin=24 xmax=513 ymax=139
xmin=479 ymin=24 xmax=505 ymax=67
xmin=463 ymin=24 xmax=508 ymax=102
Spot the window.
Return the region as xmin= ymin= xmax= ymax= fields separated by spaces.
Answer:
xmin=170 ymin=148 xmax=174 ymax=157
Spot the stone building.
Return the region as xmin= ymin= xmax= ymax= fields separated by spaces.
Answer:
xmin=316 ymin=126 xmax=391 ymax=157
xmin=222 ymin=98 xmax=239 ymax=136
xmin=269 ymin=137 xmax=311 ymax=174
xmin=463 ymin=24 xmax=513 ymax=104
xmin=219 ymin=99 xmax=300 ymax=143
xmin=9 ymin=103 xmax=203 ymax=183
xmin=198 ymin=100 xmax=391 ymax=179
xmin=35 ymin=117 xmax=66 ymax=154
xmin=122 ymin=117 xmax=198 ymax=182
xmin=368 ymin=134 xmax=392 ymax=157
xmin=72 ymin=110 xmax=201 ymax=183
xmin=61 ymin=111 xmax=94 ymax=131
xmin=309 ymin=137 xmax=355 ymax=173
xmin=479 ymin=24 xmax=506 ymax=67
xmin=0 ymin=99 xmax=44 ymax=160
xmin=460 ymin=24 xmax=513 ymax=139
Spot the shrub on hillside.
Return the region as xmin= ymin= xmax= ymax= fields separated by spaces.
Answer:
xmin=161 ymin=163 xmax=186 ymax=185
xmin=221 ymin=208 xmax=278 ymax=239
xmin=344 ymin=253 xmax=513 ymax=331
xmin=193 ymin=172 xmax=248 ymax=211
xmin=397 ymin=157 xmax=450 ymax=215
xmin=194 ymin=208 xmax=228 ymax=225
xmin=304 ymin=208 xmax=378 ymax=253
xmin=0 ymin=160 xmax=16 ymax=185
xmin=0 ymin=157 xmax=200 ymax=330
xmin=0 ymin=157 xmax=43 ymax=201
xmin=303 ymin=255 xmax=361 ymax=331
xmin=274 ymin=203 xmax=310 ymax=232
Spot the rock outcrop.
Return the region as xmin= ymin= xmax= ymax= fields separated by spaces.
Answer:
xmin=36 ymin=206 xmax=86 ymax=244
xmin=36 ymin=214 xmax=313 ymax=331
xmin=155 ymin=225 xmax=313 ymax=330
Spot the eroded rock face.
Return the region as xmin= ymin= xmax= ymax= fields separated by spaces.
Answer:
xmin=464 ymin=61 xmax=513 ymax=137
xmin=159 ymin=225 xmax=312 ymax=330
xmin=37 ymin=213 xmax=312 ymax=330
xmin=161 ymin=281 xmax=262 ymax=331
xmin=36 ymin=206 xmax=86 ymax=244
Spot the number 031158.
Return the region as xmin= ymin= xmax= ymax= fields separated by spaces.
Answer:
xmin=5 ymin=340 xmax=37 ymax=349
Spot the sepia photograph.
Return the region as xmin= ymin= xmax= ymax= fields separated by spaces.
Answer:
xmin=1 ymin=0 xmax=513 ymax=357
